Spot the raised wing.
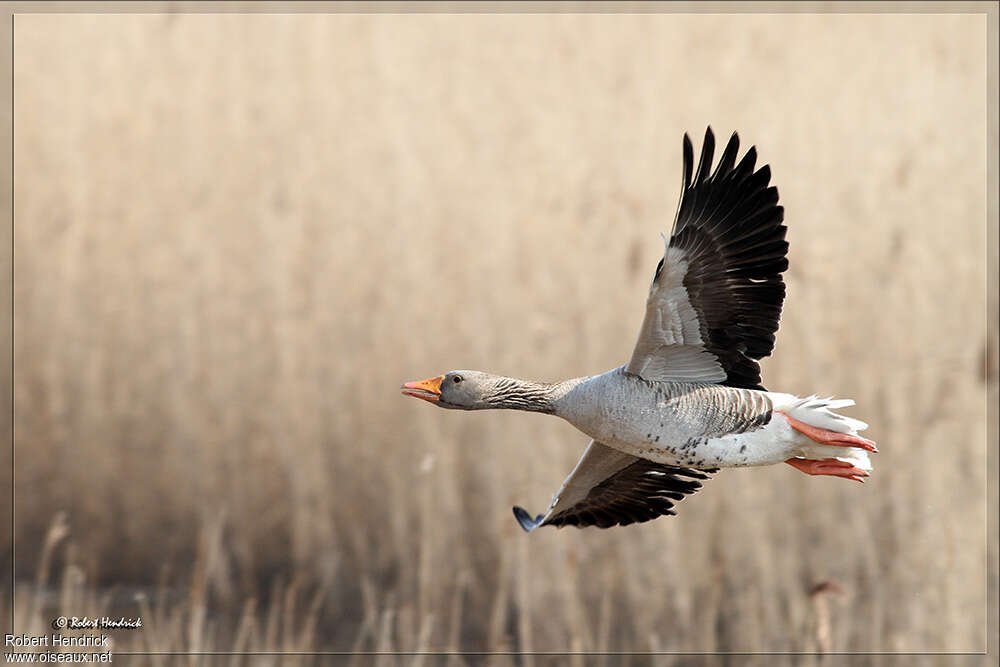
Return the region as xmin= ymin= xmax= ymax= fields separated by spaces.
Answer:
xmin=512 ymin=441 xmax=715 ymax=531
xmin=626 ymin=127 xmax=788 ymax=390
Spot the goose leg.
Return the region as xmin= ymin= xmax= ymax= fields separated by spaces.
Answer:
xmin=777 ymin=411 xmax=878 ymax=453
xmin=785 ymin=457 xmax=868 ymax=483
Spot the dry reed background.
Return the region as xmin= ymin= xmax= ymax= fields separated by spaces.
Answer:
xmin=5 ymin=10 xmax=998 ymax=666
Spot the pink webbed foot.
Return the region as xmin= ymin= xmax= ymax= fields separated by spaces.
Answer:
xmin=777 ymin=411 xmax=878 ymax=453
xmin=785 ymin=457 xmax=869 ymax=483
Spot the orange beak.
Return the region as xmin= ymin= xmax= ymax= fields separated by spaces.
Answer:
xmin=401 ymin=375 xmax=444 ymax=403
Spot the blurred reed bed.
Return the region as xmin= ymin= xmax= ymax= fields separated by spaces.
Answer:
xmin=6 ymin=12 xmax=995 ymax=665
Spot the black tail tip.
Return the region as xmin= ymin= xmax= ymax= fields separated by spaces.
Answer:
xmin=512 ymin=506 xmax=545 ymax=533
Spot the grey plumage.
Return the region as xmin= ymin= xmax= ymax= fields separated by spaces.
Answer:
xmin=402 ymin=127 xmax=875 ymax=532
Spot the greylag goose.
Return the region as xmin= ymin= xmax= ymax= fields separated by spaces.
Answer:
xmin=402 ymin=127 xmax=876 ymax=532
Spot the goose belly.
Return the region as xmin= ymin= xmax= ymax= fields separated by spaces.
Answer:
xmin=555 ymin=370 xmax=792 ymax=469
xmin=628 ymin=418 xmax=800 ymax=468
xmin=578 ymin=410 xmax=797 ymax=469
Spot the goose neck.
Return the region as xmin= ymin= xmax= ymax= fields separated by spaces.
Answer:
xmin=483 ymin=376 xmax=584 ymax=414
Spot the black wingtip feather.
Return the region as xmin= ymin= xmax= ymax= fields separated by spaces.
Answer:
xmin=694 ymin=127 xmax=716 ymax=184
xmin=733 ymin=146 xmax=758 ymax=182
xmin=682 ymin=134 xmax=694 ymax=188
xmin=715 ymin=132 xmax=740 ymax=178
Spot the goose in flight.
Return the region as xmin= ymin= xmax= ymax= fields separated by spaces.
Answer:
xmin=402 ymin=127 xmax=876 ymax=532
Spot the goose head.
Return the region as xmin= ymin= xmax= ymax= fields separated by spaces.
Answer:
xmin=401 ymin=370 xmax=565 ymax=413
xmin=401 ymin=370 xmax=500 ymax=410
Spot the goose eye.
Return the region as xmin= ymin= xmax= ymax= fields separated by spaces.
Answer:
xmin=453 ymin=375 xmax=463 ymax=384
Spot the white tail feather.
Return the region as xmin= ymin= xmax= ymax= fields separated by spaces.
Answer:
xmin=767 ymin=392 xmax=874 ymax=471
xmin=767 ymin=393 xmax=869 ymax=434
